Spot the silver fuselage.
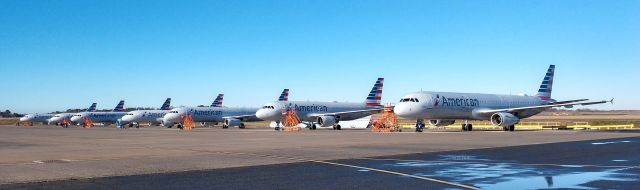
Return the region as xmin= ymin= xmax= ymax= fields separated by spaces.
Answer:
xmin=256 ymin=101 xmax=374 ymax=122
xmin=20 ymin=114 xmax=54 ymax=123
xmin=70 ymin=112 xmax=128 ymax=124
xmin=47 ymin=113 xmax=75 ymax=124
xmin=121 ymin=110 xmax=169 ymax=124
xmin=163 ymin=107 xmax=259 ymax=124
xmin=394 ymin=91 xmax=548 ymax=120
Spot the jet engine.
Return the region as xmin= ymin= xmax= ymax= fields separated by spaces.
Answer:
xmin=162 ymin=120 xmax=174 ymax=128
xmin=490 ymin=112 xmax=520 ymax=127
xmin=428 ymin=120 xmax=455 ymax=126
xmin=317 ymin=116 xmax=337 ymax=127
xmin=224 ymin=118 xmax=242 ymax=127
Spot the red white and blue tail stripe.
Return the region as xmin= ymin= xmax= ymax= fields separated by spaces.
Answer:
xmin=211 ymin=94 xmax=224 ymax=107
xmin=160 ymin=98 xmax=172 ymax=110
xmin=365 ymin=78 xmax=384 ymax=108
xmin=536 ymin=65 xmax=555 ymax=100
xmin=113 ymin=100 xmax=125 ymax=112
xmin=87 ymin=103 xmax=97 ymax=112
xmin=278 ymin=89 xmax=289 ymax=101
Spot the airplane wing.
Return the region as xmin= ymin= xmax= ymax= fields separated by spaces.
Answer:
xmin=307 ymin=108 xmax=383 ymax=118
xmin=546 ymin=99 xmax=589 ymax=105
xmin=477 ymin=99 xmax=613 ymax=114
xmin=222 ymin=114 xmax=256 ymax=120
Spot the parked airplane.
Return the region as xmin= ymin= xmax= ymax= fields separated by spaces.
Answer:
xmin=48 ymin=103 xmax=97 ymax=126
xmin=19 ymin=113 xmax=54 ymax=124
xmin=162 ymin=90 xmax=289 ymax=129
xmin=394 ymin=65 xmax=612 ymax=132
xmin=70 ymin=100 xmax=128 ymax=127
xmin=120 ymin=98 xmax=172 ymax=128
xmin=255 ymin=78 xmax=384 ymax=130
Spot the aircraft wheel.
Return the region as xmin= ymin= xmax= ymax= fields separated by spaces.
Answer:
xmin=177 ymin=124 xmax=183 ymax=129
xmin=416 ymin=127 xmax=423 ymax=132
xmin=239 ymin=123 xmax=246 ymax=129
xmin=222 ymin=124 xmax=229 ymax=129
xmin=462 ymin=124 xmax=468 ymax=131
xmin=275 ymin=127 xmax=280 ymax=131
xmin=509 ymin=125 xmax=515 ymax=131
xmin=468 ymin=124 xmax=473 ymax=131
xmin=335 ymin=125 xmax=341 ymax=130
xmin=311 ymin=125 xmax=317 ymax=130
xmin=503 ymin=126 xmax=508 ymax=131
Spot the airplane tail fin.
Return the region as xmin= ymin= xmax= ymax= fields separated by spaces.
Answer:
xmin=211 ymin=94 xmax=224 ymax=107
xmin=87 ymin=103 xmax=97 ymax=112
xmin=160 ymin=98 xmax=172 ymax=110
xmin=113 ymin=100 xmax=125 ymax=112
xmin=278 ymin=89 xmax=289 ymax=101
xmin=365 ymin=77 xmax=384 ymax=107
xmin=536 ymin=65 xmax=555 ymax=100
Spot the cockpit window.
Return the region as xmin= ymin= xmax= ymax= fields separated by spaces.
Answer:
xmin=414 ymin=98 xmax=419 ymax=102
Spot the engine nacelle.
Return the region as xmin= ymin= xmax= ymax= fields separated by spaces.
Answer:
xmin=162 ymin=120 xmax=174 ymax=127
xmin=224 ymin=118 xmax=242 ymax=127
xmin=317 ymin=116 xmax=337 ymax=127
xmin=490 ymin=112 xmax=520 ymax=127
xmin=428 ymin=120 xmax=455 ymax=126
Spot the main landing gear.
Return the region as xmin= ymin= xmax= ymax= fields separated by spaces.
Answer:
xmin=462 ymin=123 xmax=473 ymax=131
xmin=332 ymin=125 xmax=342 ymax=130
xmin=502 ymin=125 xmax=515 ymax=131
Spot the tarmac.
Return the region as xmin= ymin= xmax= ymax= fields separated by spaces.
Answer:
xmin=0 ymin=125 xmax=639 ymax=189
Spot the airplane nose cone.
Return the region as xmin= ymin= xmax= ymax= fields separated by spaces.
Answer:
xmin=19 ymin=117 xmax=27 ymax=122
xmin=121 ymin=116 xmax=132 ymax=123
xmin=70 ymin=116 xmax=81 ymax=123
xmin=163 ymin=113 xmax=180 ymax=123
xmin=393 ymin=103 xmax=413 ymax=118
xmin=49 ymin=118 xmax=59 ymax=123
xmin=256 ymin=109 xmax=280 ymax=121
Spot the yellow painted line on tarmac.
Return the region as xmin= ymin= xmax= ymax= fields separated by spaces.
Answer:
xmin=215 ymin=151 xmax=480 ymax=190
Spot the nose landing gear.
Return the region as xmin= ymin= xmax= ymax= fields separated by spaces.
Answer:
xmin=415 ymin=119 xmax=425 ymax=132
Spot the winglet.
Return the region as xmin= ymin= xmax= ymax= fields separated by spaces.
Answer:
xmin=610 ymin=98 xmax=615 ymax=104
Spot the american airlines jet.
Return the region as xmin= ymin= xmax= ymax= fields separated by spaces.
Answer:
xmin=48 ymin=103 xmax=97 ymax=126
xmin=256 ymin=78 xmax=384 ymax=130
xmin=70 ymin=100 xmax=128 ymax=127
xmin=394 ymin=65 xmax=611 ymax=132
xmin=120 ymin=98 xmax=172 ymax=128
xmin=19 ymin=113 xmax=54 ymax=124
xmin=162 ymin=91 xmax=287 ymax=129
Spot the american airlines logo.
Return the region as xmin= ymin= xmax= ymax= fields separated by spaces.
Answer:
xmin=89 ymin=114 xmax=120 ymax=118
xmin=193 ymin=110 xmax=222 ymax=116
xmin=143 ymin=113 xmax=166 ymax=118
xmin=437 ymin=95 xmax=480 ymax=107
xmin=292 ymin=104 xmax=328 ymax=112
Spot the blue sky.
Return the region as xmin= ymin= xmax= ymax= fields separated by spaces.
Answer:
xmin=1 ymin=0 xmax=638 ymax=113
